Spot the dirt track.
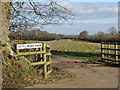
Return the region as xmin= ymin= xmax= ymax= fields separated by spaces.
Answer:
xmin=27 ymin=55 xmax=118 ymax=88
xmin=50 ymin=40 xmax=62 ymax=50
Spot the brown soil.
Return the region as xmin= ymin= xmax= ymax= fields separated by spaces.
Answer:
xmin=27 ymin=55 xmax=118 ymax=88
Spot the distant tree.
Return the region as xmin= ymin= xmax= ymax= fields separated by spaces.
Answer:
xmin=108 ymin=27 xmax=118 ymax=35
xmin=78 ymin=30 xmax=89 ymax=40
xmin=95 ymin=32 xmax=107 ymax=42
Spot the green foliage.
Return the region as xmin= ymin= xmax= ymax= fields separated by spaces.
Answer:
xmin=0 ymin=43 xmax=7 ymax=47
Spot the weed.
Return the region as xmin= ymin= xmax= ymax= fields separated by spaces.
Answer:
xmin=0 ymin=43 xmax=7 ymax=47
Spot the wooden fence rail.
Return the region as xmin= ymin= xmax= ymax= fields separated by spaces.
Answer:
xmin=16 ymin=43 xmax=52 ymax=79
xmin=101 ymin=42 xmax=120 ymax=64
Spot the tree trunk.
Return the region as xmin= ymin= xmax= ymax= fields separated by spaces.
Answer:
xmin=1 ymin=2 xmax=15 ymax=64
xmin=0 ymin=2 xmax=11 ymax=89
xmin=1 ymin=2 xmax=10 ymax=44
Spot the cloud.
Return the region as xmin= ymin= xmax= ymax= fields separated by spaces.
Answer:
xmin=59 ymin=0 xmax=119 ymax=2
xmin=41 ymin=1 xmax=118 ymax=35
xmin=42 ymin=2 xmax=118 ymax=35
xmin=98 ymin=7 xmax=118 ymax=13
xmin=60 ymin=2 xmax=118 ymax=19
xmin=43 ymin=23 xmax=118 ymax=35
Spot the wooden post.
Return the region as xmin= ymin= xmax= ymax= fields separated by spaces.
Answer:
xmin=50 ymin=61 xmax=52 ymax=72
xmin=101 ymin=42 xmax=103 ymax=60
xmin=44 ymin=64 xmax=47 ymax=79
xmin=114 ymin=43 xmax=116 ymax=64
xmin=16 ymin=49 xmax=19 ymax=54
xmin=101 ymin=42 xmax=104 ymax=61
xmin=105 ymin=43 xmax=109 ymax=64
xmin=48 ymin=47 xmax=52 ymax=71
xmin=115 ymin=43 xmax=119 ymax=64
xmin=43 ymin=43 xmax=47 ymax=79
xmin=108 ymin=43 xmax=111 ymax=63
xmin=43 ymin=43 xmax=46 ymax=52
xmin=35 ymin=48 xmax=38 ymax=62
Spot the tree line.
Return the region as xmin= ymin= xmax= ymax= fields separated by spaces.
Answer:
xmin=9 ymin=29 xmax=77 ymax=41
xmin=78 ymin=27 xmax=119 ymax=43
xmin=9 ymin=26 xmax=119 ymax=42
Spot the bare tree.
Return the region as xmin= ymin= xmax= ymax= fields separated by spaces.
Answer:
xmin=1 ymin=0 xmax=72 ymax=64
xmin=108 ymin=27 xmax=118 ymax=35
xmin=10 ymin=1 xmax=72 ymax=32
xmin=1 ymin=0 xmax=72 ymax=52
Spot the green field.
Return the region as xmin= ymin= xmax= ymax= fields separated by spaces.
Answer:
xmin=11 ymin=40 xmax=56 ymax=46
xmin=52 ymin=39 xmax=101 ymax=61
xmin=11 ymin=39 xmax=101 ymax=61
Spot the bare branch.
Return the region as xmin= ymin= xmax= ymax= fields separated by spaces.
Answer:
xmin=9 ymin=0 xmax=73 ymax=32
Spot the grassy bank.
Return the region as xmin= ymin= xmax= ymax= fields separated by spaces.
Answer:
xmin=52 ymin=39 xmax=101 ymax=61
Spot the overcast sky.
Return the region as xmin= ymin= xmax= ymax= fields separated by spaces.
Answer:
xmin=42 ymin=1 xmax=118 ymax=35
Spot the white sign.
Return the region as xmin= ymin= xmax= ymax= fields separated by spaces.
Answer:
xmin=17 ymin=43 xmax=42 ymax=49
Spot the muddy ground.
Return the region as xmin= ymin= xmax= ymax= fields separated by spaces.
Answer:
xmin=27 ymin=55 xmax=118 ymax=88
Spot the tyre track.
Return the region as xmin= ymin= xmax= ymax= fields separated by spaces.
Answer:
xmin=50 ymin=40 xmax=62 ymax=50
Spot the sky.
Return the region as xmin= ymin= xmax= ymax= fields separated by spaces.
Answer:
xmin=41 ymin=1 xmax=118 ymax=35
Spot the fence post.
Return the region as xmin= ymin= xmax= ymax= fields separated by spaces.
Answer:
xmin=115 ymin=43 xmax=119 ymax=64
xmin=101 ymin=42 xmax=104 ymax=61
xmin=43 ymin=43 xmax=47 ymax=79
xmin=108 ymin=43 xmax=110 ymax=63
xmin=16 ymin=49 xmax=19 ymax=54
xmin=44 ymin=64 xmax=47 ymax=79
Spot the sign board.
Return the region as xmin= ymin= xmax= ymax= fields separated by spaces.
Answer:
xmin=17 ymin=43 xmax=42 ymax=49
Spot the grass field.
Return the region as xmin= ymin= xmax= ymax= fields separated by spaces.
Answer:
xmin=52 ymin=39 xmax=101 ymax=61
xmin=11 ymin=39 xmax=101 ymax=61
xmin=11 ymin=40 xmax=56 ymax=46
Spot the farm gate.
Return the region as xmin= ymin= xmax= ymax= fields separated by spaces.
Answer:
xmin=16 ymin=43 xmax=52 ymax=79
xmin=101 ymin=42 xmax=120 ymax=64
